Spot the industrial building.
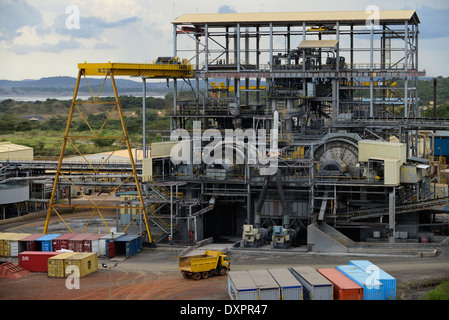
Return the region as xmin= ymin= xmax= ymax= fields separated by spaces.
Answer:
xmin=1 ymin=10 xmax=449 ymax=252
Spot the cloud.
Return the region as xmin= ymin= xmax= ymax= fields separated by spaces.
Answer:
xmin=54 ymin=14 xmax=140 ymax=39
xmin=12 ymin=39 xmax=81 ymax=55
xmin=0 ymin=0 xmax=42 ymax=41
xmin=416 ymin=5 xmax=449 ymax=40
xmin=217 ymin=5 xmax=237 ymax=14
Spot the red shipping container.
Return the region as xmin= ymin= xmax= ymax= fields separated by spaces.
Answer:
xmin=317 ymin=268 xmax=363 ymax=300
xmin=18 ymin=251 xmax=61 ymax=272
xmin=52 ymin=233 xmax=79 ymax=251
xmin=19 ymin=234 xmax=45 ymax=251
xmin=68 ymin=233 xmax=94 ymax=252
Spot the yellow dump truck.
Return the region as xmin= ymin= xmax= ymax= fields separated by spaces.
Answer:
xmin=178 ymin=250 xmax=230 ymax=280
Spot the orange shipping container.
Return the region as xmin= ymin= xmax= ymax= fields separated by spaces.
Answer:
xmin=317 ymin=268 xmax=363 ymax=300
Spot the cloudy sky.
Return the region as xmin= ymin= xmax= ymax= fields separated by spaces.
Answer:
xmin=0 ymin=0 xmax=448 ymax=80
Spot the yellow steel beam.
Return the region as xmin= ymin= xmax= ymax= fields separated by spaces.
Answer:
xmin=78 ymin=61 xmax=194 ymax=78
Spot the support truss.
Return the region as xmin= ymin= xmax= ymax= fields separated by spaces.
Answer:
xmin=44 ymin=69 xmax=152 ymax=244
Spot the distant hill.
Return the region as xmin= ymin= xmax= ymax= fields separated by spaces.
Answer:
xmin=0 ymin=76 xmax=171 ymax=94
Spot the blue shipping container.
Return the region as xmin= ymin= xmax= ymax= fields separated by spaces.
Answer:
xmin=336 ymin=265 xmax=384 ymax=300
xmin=35 ymin=234 xmax=61 ymax=252
xmin=115 ymin=235 xmax=142 ymax=258
xmin=349 ymin=260 xmax=396 ymax=300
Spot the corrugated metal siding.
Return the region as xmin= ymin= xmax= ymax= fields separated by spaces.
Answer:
xmin=36 ymin=234 xmax=61 ymax=252
xmin=173 ymin=10 xmax=418 ymax=25
xmin=64 ymin=252 xmax=98 ymax=278
xmin=47 ymin=252 xmax=78 ymax=277
xmin=349 ymin=260 xmax=396 ymax=300
xmin=290 ymin=267 xmax=333 ymax=300
xmin=228 ymin=271 xmax=258 ymax=300
xmin=248 ymin=269 xmax=280 ymax=300
xmin=336 ymin=265 xmax=384 ymax=300
xmin=317 ymin=268 xmax=363 ymax=300
xmin=268 ymin=268 xmax=303 ymax=300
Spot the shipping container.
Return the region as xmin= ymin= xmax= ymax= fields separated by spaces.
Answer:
xmin=268 ymin=268 xmax=303 ymax=300
xmin=64 ymin=252 xmax=98 ymax=278
xmin=248 ymin=269 xmax=280 ymax=300
xmin=83 ymin=234 xmax=105 ymax=253
xmin=9 ymin=233 xmax=30 ymax=257
xmin=19 ymin=251 xmax=61 ymax=272
xmin=19 ymin=234 xmax=45 ymax=251
xmin=336 ymin=265 xmax=384 ymax=300
xmin=290 ymin=266 xmax=333 ymax=300
xmin=36 ymin=234 xmax=61 ymax=252
xmin=228 ymin=271 xmax=258 ymax=300
xmin=68 ymin=233 xmax=95 ymax=252
xmin=47 ymin=252 xmax=78 ymax=278
xmin=0 ymin=233 xmax=15 ymax=256
xmin=114 ymin=234 xmax=142 ymax=258
xmin=98 ymin=233 xmax=125 ymax=257
xmin=1 ymin=233 xmax=30 ymax=257
xmin=317 ymin=268 xmax=363 ymax=300
xmin=349 ymin=260 xmax=396 ymax=300
xmin=52 ymin=233 xmax=79 ymax=251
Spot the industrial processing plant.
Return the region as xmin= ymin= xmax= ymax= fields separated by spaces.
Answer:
xmin=1 ymin=9 xmax=449 ymax=255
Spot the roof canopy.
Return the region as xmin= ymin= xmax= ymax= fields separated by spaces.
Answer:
xmin=173 ymin=10 xmax=419 ymax=26
xmin=298 ymin=40 xmax=339 ymax=50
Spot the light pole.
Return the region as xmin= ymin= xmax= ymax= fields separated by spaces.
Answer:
xmin=102 ymin=262 xmax=118 ymax=300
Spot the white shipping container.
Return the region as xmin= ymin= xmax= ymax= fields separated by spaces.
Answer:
xmin=268 ymin=268 xmax=303 ymax=300
xmin=248 ymin=269 xmax=280 ymax=300
xmin=98 ymin=233 xmax=125 ymax=257
xmin=9 ymin=234 xmax=30 ymax=257
xmin=291 ymin=266 xmax=333 ymax=300
xmin=228 ymin=271 xmax=258 ymax=300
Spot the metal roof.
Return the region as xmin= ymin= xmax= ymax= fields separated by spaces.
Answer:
xmin=0 ymin=142 xmax=32 ymax=153
xmin=298 ymin=40 xmax=339 ymax=49
xmin=173 ymin=10 xmax=419 ymax=25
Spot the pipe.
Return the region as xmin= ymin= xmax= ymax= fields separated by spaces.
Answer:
xmin=276 ymin=168 xmax=291 ymax=228
xmin=254 ymin=175 xmax=271 ymax=228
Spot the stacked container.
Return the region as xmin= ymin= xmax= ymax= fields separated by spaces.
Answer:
xmin=317 ymin=268 xmax=363 ymax=300
xmin=98 ymin=233 xmax=125 ymax=258
xmin=291 ymin=266 xmax=333 ymax=300
xmin=83 ymin=234 xmax=105 ymax=253
xmin=349 ymin=260 xmax=396 ymax=300
xmin=228 ymin=270 xmax=258 ymax=300
xmin=52 ymin=233 xmax=79 ymax=251
xmin=114 ymin=234 xmax=143 ymax=258
xmin=1 ymin=233 xmax=30 ymax=257
xmin=68 ymin=233 xmax=95 ymax=252
xmin=268 ymin=268 xmax=303 ymax=300
xmin=336 ymin=265 xmax=384 ymax=300
xmin=0 ymin=232 xmax=14 ymax=257
xmin=64 ymin=252 xmax=98 ymax=278
xmin=47 ymin=252 xmax=78 ymax=278
xmin=19 ymin=234 xmax=44 ymax=251
xmin=248 ymin=269 xmax=280 ymax=300
xmin=36 ymin=234 xmax=61 ymax=252
xmin=9 ymin=233 xmax=31 ymax=257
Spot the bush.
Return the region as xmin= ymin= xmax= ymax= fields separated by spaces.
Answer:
xmin=422 ymin=281 xmax=449 ymax=300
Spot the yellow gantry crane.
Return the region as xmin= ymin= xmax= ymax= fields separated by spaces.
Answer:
xmin=44 ymin=59 xmax=193 ymax=245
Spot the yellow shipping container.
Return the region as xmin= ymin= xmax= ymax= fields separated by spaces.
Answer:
xmin=0 ymin=233 xmax=8 ymax=256
xmin=0 ymin=233 xmax=18 ymax=257
xmin=47 ymin=252 xmax=78 ymax=278
xmin=64 ymin=252 xmax=98 ymax=278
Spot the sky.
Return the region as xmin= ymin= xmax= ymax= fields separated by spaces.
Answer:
xmin=0 ymin=0 xmax=448 ymax=80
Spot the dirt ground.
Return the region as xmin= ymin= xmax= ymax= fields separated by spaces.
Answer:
xmin=1 ymin=207 xmax=449 ymax=301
